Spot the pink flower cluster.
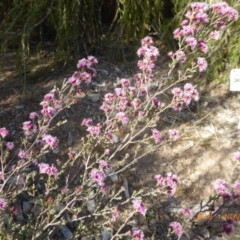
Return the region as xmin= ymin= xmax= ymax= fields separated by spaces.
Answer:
xmin=132 ymin=199 xmax=147 ymax=216
xmin=223 ymin=220 xmax=235 ymax=235
xmin=169 ymin=221 xmax=183 ymax=238
xmin=172 ymin=83 xmax=199 ymax=111
xmin=137 ymin=36 xmax=159 ymax=74
xmin=213 ymin=179 xmax=232 ymax=200
xmin=0 ymin=127 xmax=9 ymax=138
xmin=155 ymin=172 xmax=180 ymax=196
xmin=38 ymin=163 xmax=58 ymax=176
xmin=22 ymin=121 xmax=37 ymax=136
xmin=89 ymin=169 xmax=106 ymax=191
xmin=0 ymin=198 xmax=7 ymax=210
xmin=132 ymin=228 xmax=144 ymax=240
xmin=68 ymin=56 xmax=98 ymax=87
xmin=42 ymin=134 xmax=59 ymax=150
xmin=181 ymin=208 xmax=193 ymax=218
xmin=170 ymin=2 xmax=238 ymax=72
xmin=39 ymin=90 xmax=64 ymax=119
xmin=151 ymin=129 xmax=162 ymax=143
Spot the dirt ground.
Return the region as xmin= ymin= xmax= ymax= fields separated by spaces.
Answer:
xmin=1 ymin=51 xmax=240 ymax=239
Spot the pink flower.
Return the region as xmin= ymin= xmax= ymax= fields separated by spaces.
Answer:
xmin=169 ymin=222 xmax=183 ymax=237
xmin=141 ymin=36 xmax=153 ymax=46
xmin=0 ymin=198 xmax=7 ymax=210
xmin=38 ymin=163 xmax=49 ymax=174
xmin=173 ymin=28 xmax=182 ymax=39
xmin=184 ymin=83 xmax=194 ymax=93
xmin=90 ymin=169 xmax=106 ymax=187
xmin=214 ymin=179 xmax=232 ymax=199
xmin=0 ymin=127 xmax=9 ymax=138
xmin=128 ymin=86 xmax=137 ymax=94
xmin=105 ymin=149 xmax=110 ymax=155
xmin=116 ymin=112 xmax=129 ymax=125
xmin=42 ymin=135 xmax=59 ymax=150
xmin=152 ymin=97 xmax=161 ymax=108
xmin=77 ymin=58 xmax=89 ymax=69
xmin=22 ymin=121 xmax=37 ymax=136
xmin=175 ymin=50 xmax=187 ymax=63
xmin=132 ymin=228 xmax=144 ymax=240
xmin=169 ymin=129 xmax=179 ymax=140
xmin=29 ymin=112 xmax=39 ymax=119
xmin=80 ymin=72 xmax=91 ymax=84
xmin=41 ymin=106 xmax=56 ymax=117
xmin=132 ymin=199 xmax=147 ymax=216
xmin=132 ymin=98 xmax=142 ymax=109
xmin=18 ymin=150 xmax=28 ymax=159
xmin=68 ymin=76 xmax=80 ymax=86
xmin=81 ymin=118 xmax=93 ymax=126
xmin=185 ymin=36 xmax=197 ymax=50
xmin=223 ymin=220 xmax=235 ymax=235
xmin=182 ymin=208 xmax=193 ymax=218
xmin=152 ymin=129 xmax=162 ymax=143
xmin=87 ymin=126 xmax=101 ymax=136
xmin=191 ymin=2 xmax=208 ymax=12
xmin=197 ymin=57 xmax=207 ymax=72
xmin=104 ymin=93 xmax=115 ymax=102
xmin=115 ymin=88 xmax=126 ymax=97
xmin=99 ymin=160 xmax=109 ymax=170
xmin=5 ymin=142 xmax=14 ymax=150
xmin=38 ymin=163 xmax=57 ymax=176
xmin=172 ymin=87 xmax=183 ymax=98
xmin=87 ymin=56 xmax=98 ymax=65
xmin=197 ymin=39 xmax=208 ymax=54
xmin=183 ymin=93 xmax=192 ymax=105
xmin=210 ymin=31 xmax=220 ymax=40
xmin=233 ymin=152 xmax=240 ymax=160
xmin=120 ymin=78 xmax=130 ymax=87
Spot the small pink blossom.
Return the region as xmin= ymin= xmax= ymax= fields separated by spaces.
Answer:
xmin=152 ymin=97 xmax=161 ymax=108
xmin=29 ymin=112 xmax=39 ymax=119
xmin=42 ymin=135 xmax=59 ymax=150
xmin=233 ymin=152 xmax=240 ymax=161
xmin=87 ymin=126 xmax=101 ymax=136
xmin=198 ymin=39 xmax=208 ymax=54
xmin=210 ymin=31 xmax=220 ymax=40
xmin=0 ymin=127 xmax=9 ymax=138
xmin=132 ymin=228 xmax=144 ymax=240
xmin=182 ymin=208 xmax=193 ymax=218
xmin=22 ymin=121 xmax=37 ymax=136
xmin=223 ymin=220 xmax=235 ymax=235
xmin=90 ymin=169 xmax=106 ymax=187
xmin=185 ymin=36 xmax=197 ymax=50
xmin=5 ymin=142 xmax=14 ymax=150
xmin=115 ymin=88 xmax=126 ymax=97
xmin=132 ymin=98 xmax=142 ymax=109
xmin=116 ymin=112 xmax=129 ymax=125
xmin=81 ymin=118 xmax=93 ymax=126
xmin=197 ymin=57 xmax=207 ymax=72
xmin=132 ymin=199 xmax=147 ymax=216
xmin=99 ymin=160 xmax=109 ymax=170
xmin=87 ymin=56 xmax=98 ymax=65
xmin=18 ymin=150 xmax=28 ymax=159
xmin=120 ymin=78 xmax=130 ymax=87
xmin=175 ymin=50 xmax=187 ymax=63
xmin=105 ymin=149 xmax=110 ymax=155
xmin=68 ymin=76 xmax=80 ymax=86
xmin=141 ymin=36 xmax=153 ymax=46
xmin=104 ymin=93 xmax=115 ymax=102
xmin=112 ymin=206 xmax=120 ymax=221
xmin=152 ymin=129 xmax=162 ymax=143
xmin=38 ymin=163 xmax=57 ymax=176
xmin=80 ymin=72 xmax=91 ymax=84
xmin=169 ymin=129 xmax=179 ymax=140
xmin=0 ymin=198 xmax=7 ymax=210
xmin=169 ymin=222 xmax=183 ymax=237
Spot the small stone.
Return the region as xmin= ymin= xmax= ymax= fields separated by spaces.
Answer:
xmin=101 ymin=230 xmax=111 ymax=240
xmin=88 ymin=93 xmax=100 ymax=102
xmin=60 ymin=225 xmax=73 ymax=239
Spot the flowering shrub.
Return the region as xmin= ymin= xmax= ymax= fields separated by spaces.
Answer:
xmin=0 ymin=2 xmax=239 ymax=239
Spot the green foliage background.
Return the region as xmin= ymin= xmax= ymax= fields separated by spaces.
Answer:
xmin=0 ymin=0 xmax=239 ymax=83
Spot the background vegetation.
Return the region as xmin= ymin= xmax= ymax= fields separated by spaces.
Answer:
xmin=0 ymin=0 xmax=239 ymax=83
